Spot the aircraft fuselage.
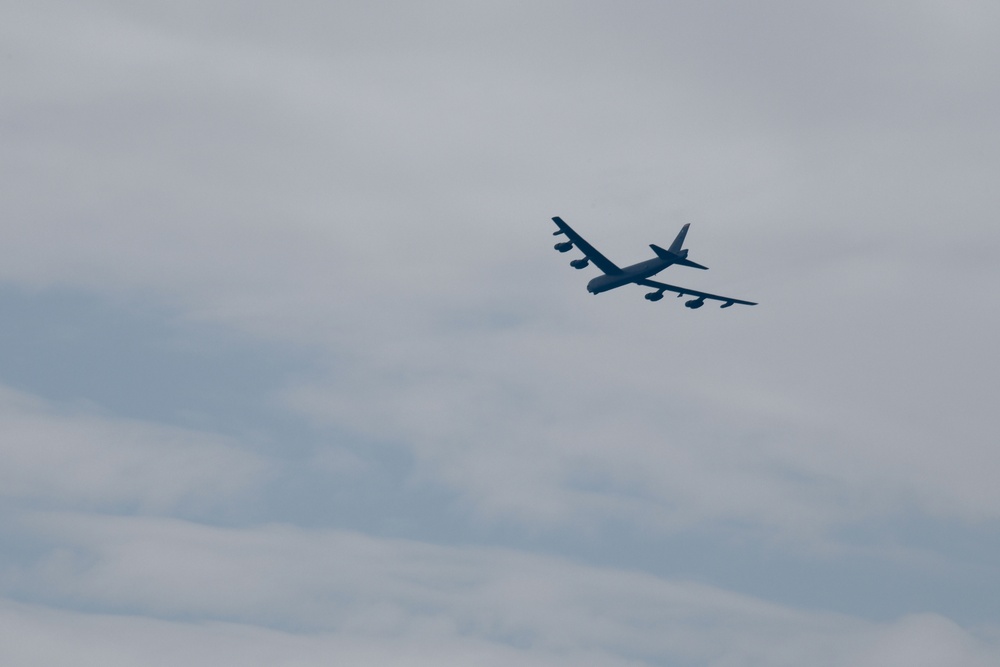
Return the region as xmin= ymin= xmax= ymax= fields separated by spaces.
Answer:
xmin=587 ymin=257 xmax=676 ymax=294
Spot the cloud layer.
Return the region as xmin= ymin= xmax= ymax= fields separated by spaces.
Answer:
xmin=6 ymin=512 xmax=999 ymax=667
xmin=2 ymin=1 xmax=1000 ymax=664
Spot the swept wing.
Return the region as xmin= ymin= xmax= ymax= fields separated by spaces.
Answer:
xmin=551 ymin=216 xmax=623 ymax=275
xmin=638 ymin=278 xmax=757 ymax=308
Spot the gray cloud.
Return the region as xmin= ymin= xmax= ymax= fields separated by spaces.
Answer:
xmin=0 ymin=386 xmax=267 ymax=513
xmin=6 ymin=513 xmax=999 ymax=667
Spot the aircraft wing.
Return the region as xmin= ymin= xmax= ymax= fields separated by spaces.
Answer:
xmin=551 ymin=217 xmax=623 ymax=275
xmin=638 ymin=279 xmax=757 ymax=308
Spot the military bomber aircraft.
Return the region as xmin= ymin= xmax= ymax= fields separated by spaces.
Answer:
xmin=549 ymin=216 xmax=756 ymax=309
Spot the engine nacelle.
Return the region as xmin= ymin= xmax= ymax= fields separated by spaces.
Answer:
xmin=644 ymin=291 xmax=664 ymax=302
xmin=570 ymin=258 xmax=590 ymax=269
xmin=685 ymin=297 xmax=706 ymax=309
xmin=554 ymin=241 xmax=574 ymax=253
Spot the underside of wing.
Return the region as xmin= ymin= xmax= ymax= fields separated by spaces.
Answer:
xmin=551 ymin=217 xmax=623 ymax=275
xmin=638 ymin=279 xmax=757 ymax=308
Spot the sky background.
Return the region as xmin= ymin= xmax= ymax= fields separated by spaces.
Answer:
xmin=2 ymin=1 xmax=1000 ymax=665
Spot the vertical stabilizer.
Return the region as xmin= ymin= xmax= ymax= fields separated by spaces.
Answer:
xmin=668 ymin=223 xmax=690 ymax=253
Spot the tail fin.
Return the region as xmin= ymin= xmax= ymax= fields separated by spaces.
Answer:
xmin=668 ymin=223 xmax=690 ymax=253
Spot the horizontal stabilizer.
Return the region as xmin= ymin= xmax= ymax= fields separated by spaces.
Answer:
xmin=650 ymin=243 xmax=673 ymax=259
xmin=676 ymin=258 xmax=708 ymax=270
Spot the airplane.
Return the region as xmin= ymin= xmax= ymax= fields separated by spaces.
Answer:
xmin=549 ymin=216 xmax=757 ymax=309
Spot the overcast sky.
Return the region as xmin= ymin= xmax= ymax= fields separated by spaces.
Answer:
xmin=3 ymin=1 xmax=1000 ymax=665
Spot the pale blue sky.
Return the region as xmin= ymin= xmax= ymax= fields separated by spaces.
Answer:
xmin=2 ymin=2 xmax=1000 ymax=665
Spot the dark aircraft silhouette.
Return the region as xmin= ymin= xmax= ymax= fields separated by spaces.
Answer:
xmin=550 ymin=216 xmax=756 ymax=309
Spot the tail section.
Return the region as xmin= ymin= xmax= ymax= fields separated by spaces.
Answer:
xmin=651 ymin=223 xmax=708 ymax=270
